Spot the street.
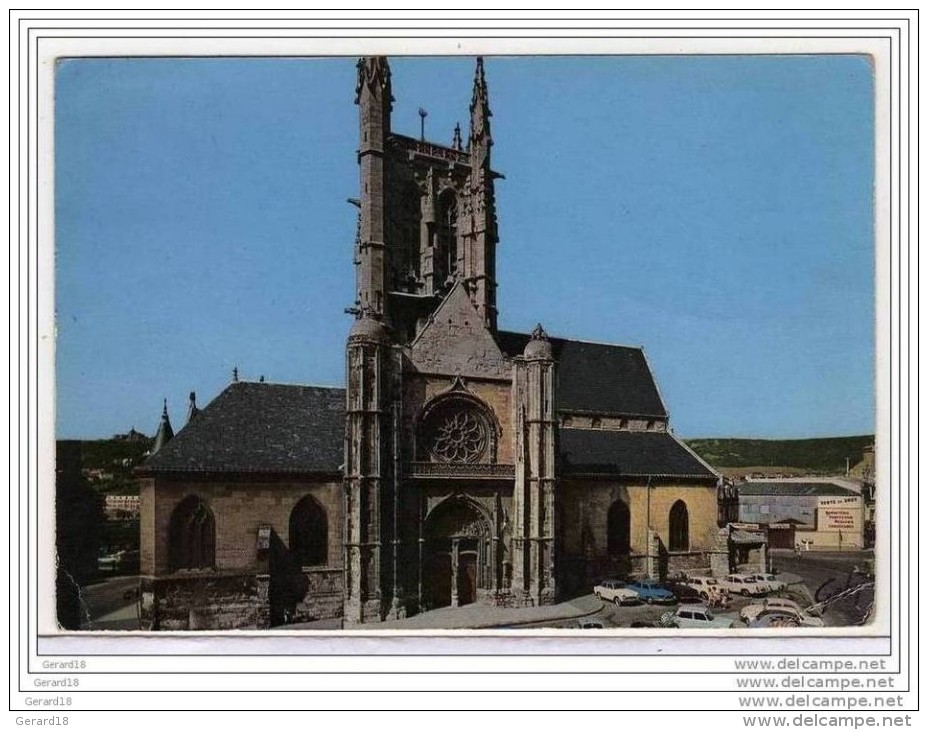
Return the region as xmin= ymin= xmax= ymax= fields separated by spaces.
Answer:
xmin=769 ymin=549 xmax=875 ymax=626
xmin=78 ymin=575 xmax=141 ymax=630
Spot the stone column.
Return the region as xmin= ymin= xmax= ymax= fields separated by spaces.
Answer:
xmin=343 ymin=317 xmax=390 ymax=624
xmin=511 ymin=324 xmax=558 ymax=605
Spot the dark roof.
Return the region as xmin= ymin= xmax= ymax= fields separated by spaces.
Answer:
xmin=737 ymin=482 xmax=858 ymax=498
xmin=496 ymin=331 xmax=667 ymax=417
xmin=559 ymin=429 xmax=717 ymax=479
xmin=140 ymin=382 xmax=344 ymax=475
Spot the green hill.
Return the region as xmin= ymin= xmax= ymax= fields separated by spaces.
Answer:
xmin=72 ymin=434 xmax=153 ymax=494
xmin=684 ymin=435 xmax=874 ymax=474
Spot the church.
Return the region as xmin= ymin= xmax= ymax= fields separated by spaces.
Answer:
xmin=137 ymin=56 xmax=721 ymax=630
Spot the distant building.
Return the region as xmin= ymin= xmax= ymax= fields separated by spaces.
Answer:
xmin=104 ymin=494 xmax=141 ymax=520
xmin=113 ymin=428 xmax=150 ymax=442
xmin=738 ymin=481 xmax=865 ymax=550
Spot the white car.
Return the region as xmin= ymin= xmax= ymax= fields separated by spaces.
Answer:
xmin=593 ymin=579 xmax=641 ymax=605
xmin=748 ymin=608 xmax=825 ymax=628
xmin=720 ymin=574 xmax=766 ymax=596
xmin=740 ymin=598 xmax=824 ymax=627
xmin=747 ymin=573 xmax=786 ymax=593
xmin=685 ymin=575 xmax=728 ymax=599
xmin=741 ymin=597 xmax=802 ymax=623
xmin=662 ymin=605 xmax=735 ymax=629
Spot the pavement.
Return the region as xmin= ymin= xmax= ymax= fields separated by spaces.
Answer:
xmin=279 ymin=593 xmax=604 ymax=631
xmin=80 ymin=603 xmax=141 ymax=631
xmin=77 ymin=556 xmax=868 ymax=631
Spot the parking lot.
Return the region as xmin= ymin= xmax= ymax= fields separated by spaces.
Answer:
xmin=523 ymin=556 xmax=874 ymax=630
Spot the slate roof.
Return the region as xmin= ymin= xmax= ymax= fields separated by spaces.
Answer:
xmin=139 ymin=382 xmax=345 ymax=475
xmin=737 ymin=482 xmax=858 ymax=498
xmin=496 ymin=331 xmax=667 ymax=417
xmin=559 ymin=429 xmax=717 ymax=479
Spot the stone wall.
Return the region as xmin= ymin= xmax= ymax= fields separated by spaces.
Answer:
xmin=143 ymin=475 xmax=343 ymax=575
xmin=140 ymin=572 xmax=268 ymax=630
xmin=291 ymin=567 xmax=344 ymax=624
xmin=141 ymin=474 xmax=344 ymax=630
xmin=559 ymin=477 xmax=719 ymax=586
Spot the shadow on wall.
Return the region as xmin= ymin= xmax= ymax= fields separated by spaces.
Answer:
xmin=268 ymin=531 xmax=309 ymax=626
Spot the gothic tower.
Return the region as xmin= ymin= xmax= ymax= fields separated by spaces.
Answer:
xmin=344 ymin=57 xmax=395 ymax=623
xmin=346 ymin=56 xmax=511 ymax=622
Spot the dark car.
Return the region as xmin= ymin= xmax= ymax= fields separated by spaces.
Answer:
xmin=667 ymin=581 xmax=703 ymax=604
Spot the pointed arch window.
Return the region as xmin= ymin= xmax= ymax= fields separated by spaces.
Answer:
xmin=607 ymin=500 xmax=631 ymax=556
xmin=289 ymin=496 xmax=328 ymax=567
xmin=169 ymin=496 xmax=215 ymax=571
xmin=669 ymin=500 xmax=690 ymax=552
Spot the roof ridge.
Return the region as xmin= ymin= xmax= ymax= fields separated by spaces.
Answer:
xmin=498 ymin=329 xmax=643 ymax=351
xmin=231 ymin=380 xmax=345 ymax=390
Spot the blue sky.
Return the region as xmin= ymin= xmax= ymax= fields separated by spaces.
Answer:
xmin=55 ymin=55 xmax=874 ymax=439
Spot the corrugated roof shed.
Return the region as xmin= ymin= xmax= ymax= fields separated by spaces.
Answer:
xmin=737 ymin=482 xmax=857 ymax=497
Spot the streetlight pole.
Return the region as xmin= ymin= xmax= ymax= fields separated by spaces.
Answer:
xmin=644 ymin=476 xmax=652 ymax=578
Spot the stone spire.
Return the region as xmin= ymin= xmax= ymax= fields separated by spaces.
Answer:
xmin=151 ymin=399 xmax=174 ymax=455
xmin=354 ymin=56 xmax=393 ymax=322
xmin=354 ymin=56 xmax=393 ymax=110
xmin=452 ymin=122 xmax=463 ymax=151
xmin=524 ymin=323 xmax=553 ymax=360
xmin=463 ymin=56 xmax=499 ymax=331
xmin=469 ymin=57 xmax=492 ymax=150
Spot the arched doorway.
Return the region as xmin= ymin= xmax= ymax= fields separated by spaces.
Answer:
xmin=289 ymin=495 xmax=328 ymax=567
xmin=422 ymin=497 xmax=492 ymax=610
xmin=607 ymin=499 xmax=631 ymax=557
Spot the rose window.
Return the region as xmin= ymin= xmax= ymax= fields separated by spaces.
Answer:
xmin=420 ymin=399 xmax=492 ymax=464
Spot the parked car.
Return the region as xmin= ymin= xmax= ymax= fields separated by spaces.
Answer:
xmin=626 ymin=579 xmax=677 ymax=604
xmin=593 ymin=578 xmax=640 ymax=605
xmin=719 ymin=574 xmax=765 ymax=596
xmin=746 ymin=609 xmax=824 ymax=628
xmin=97 ymin=549 xmax=139 ymax=574
xmin=743 ymin=604 xmax=825 ymax=628
xmin=666 ymin=581 xmax=704 ymax=604
xmin=740 ymin=597 xmax=805 ymax=623
xmin=747 ymin=573 xmax=786 ymax=593
xmin=661 ymin=605 xmax=735 ymax=629
xmin=685 ymin=575 xmax=728 ymax=599
xmin=577 ymin=617 xmax=606 ymax=629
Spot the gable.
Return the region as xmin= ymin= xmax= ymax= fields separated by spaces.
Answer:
xmin=408 ymin=283 xmax=509 ymax=379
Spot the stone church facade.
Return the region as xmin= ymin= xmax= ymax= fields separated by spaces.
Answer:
xmin=137 ymin=57 xmax=720 ymax=630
